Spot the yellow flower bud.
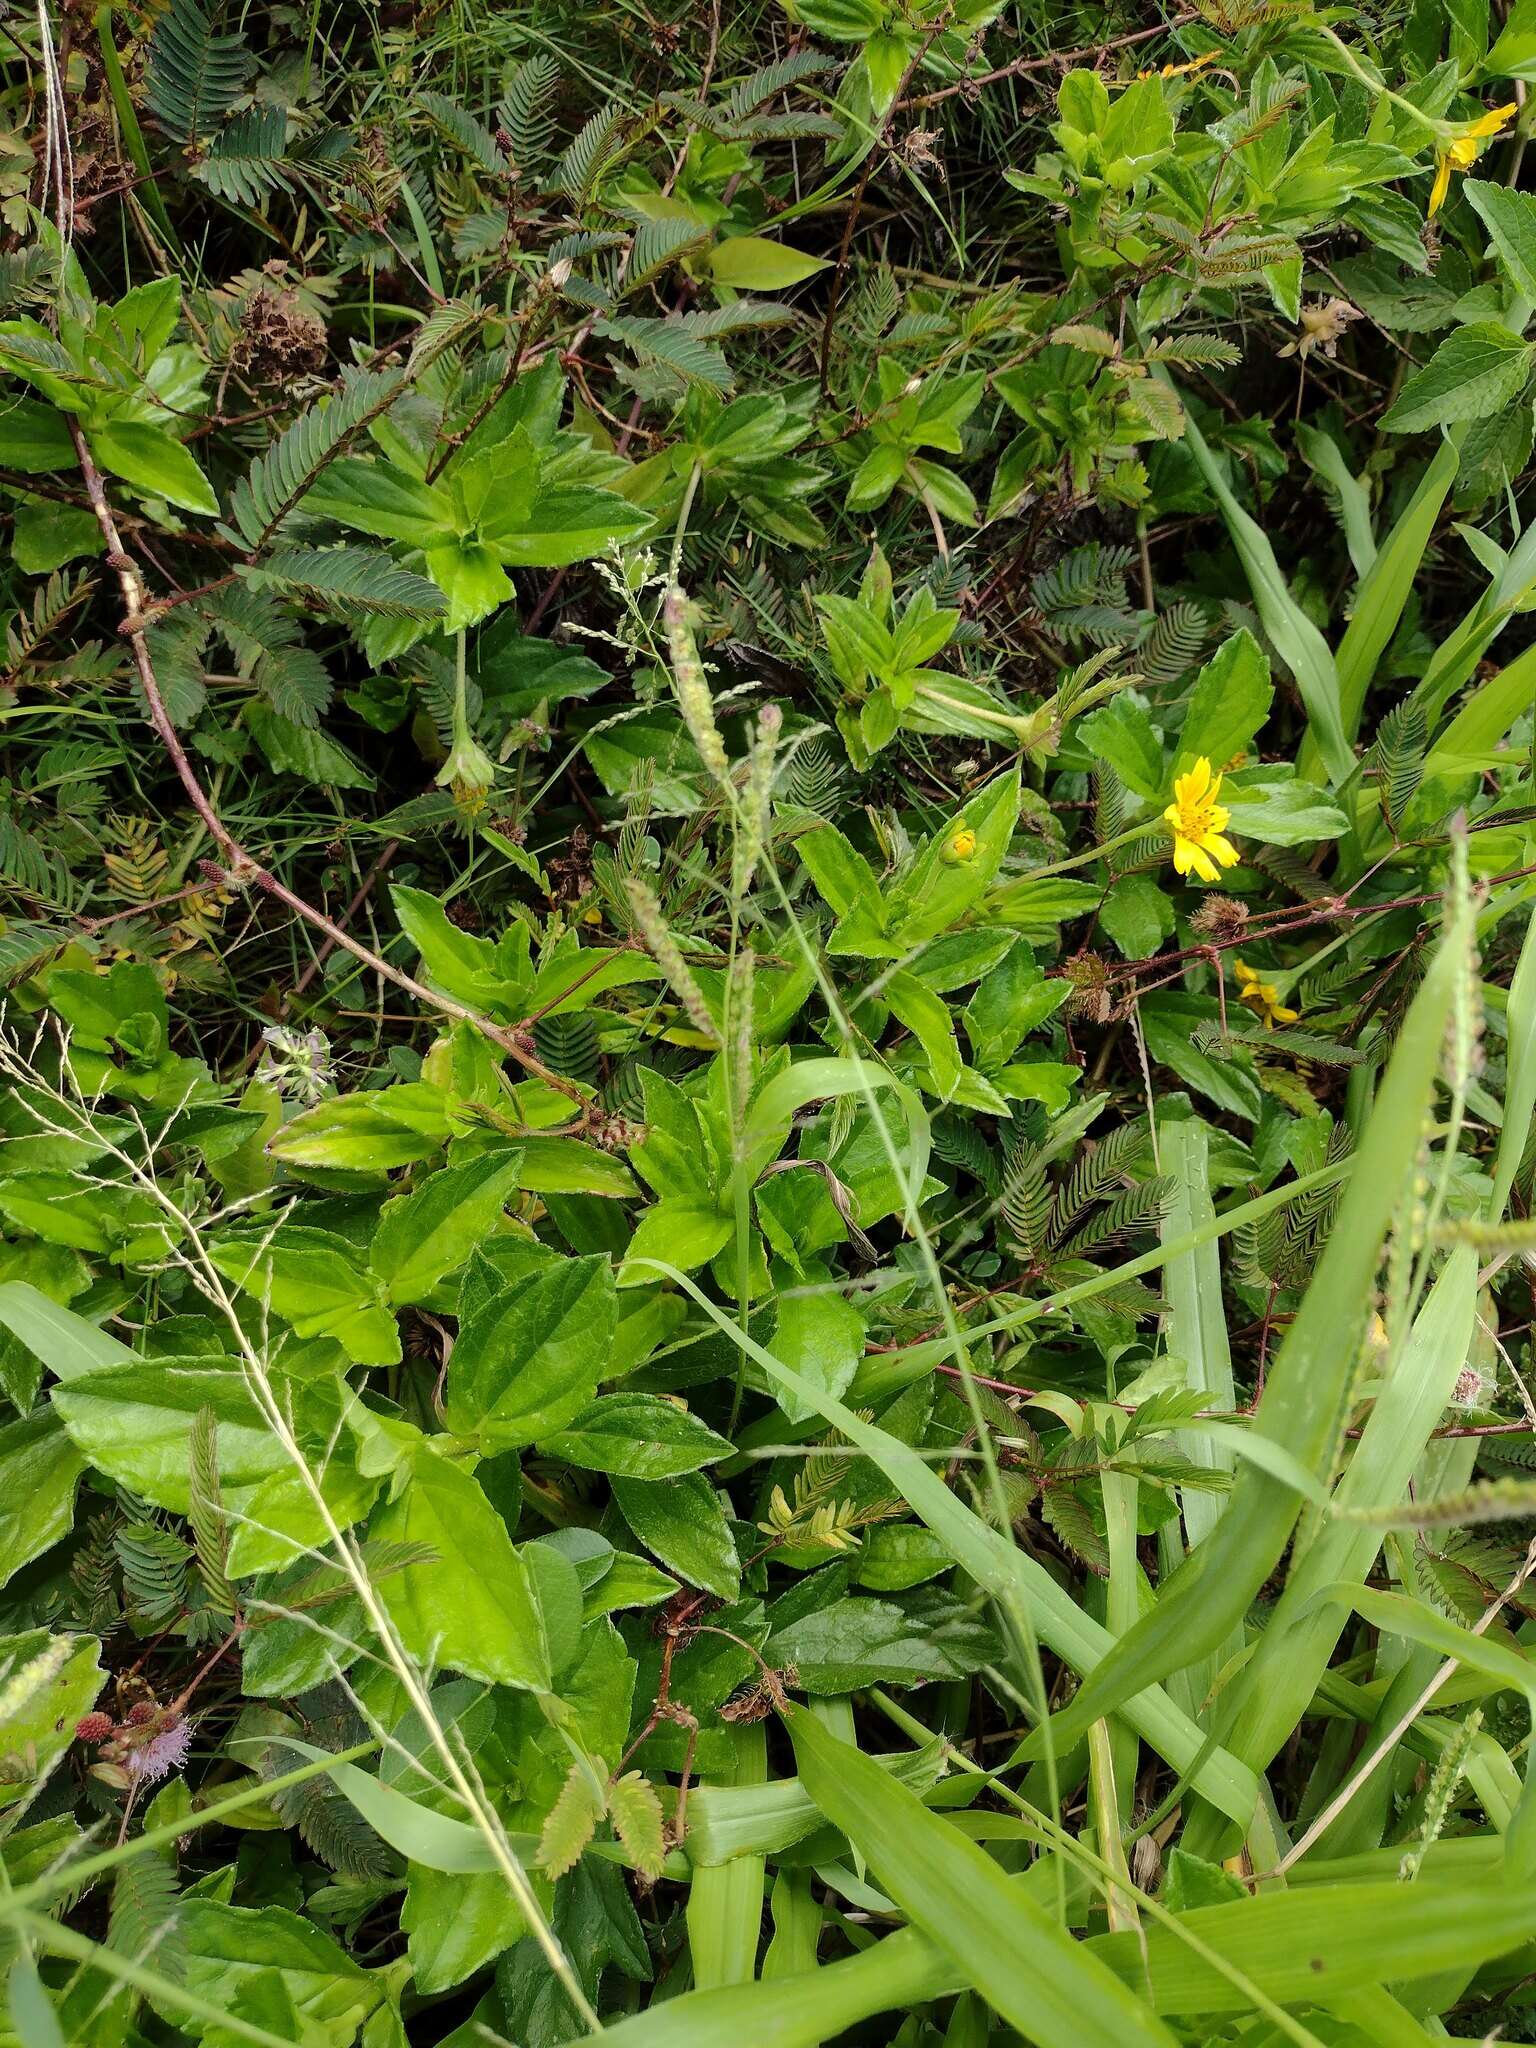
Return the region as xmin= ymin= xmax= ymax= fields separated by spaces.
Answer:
xmin=943 ymin=825 xmax=977 ymax=863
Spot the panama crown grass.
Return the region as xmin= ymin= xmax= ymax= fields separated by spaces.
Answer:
xmin=9 ymin=1 xmax=1536 ymax=2044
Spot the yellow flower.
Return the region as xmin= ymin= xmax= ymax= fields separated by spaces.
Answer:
xmin=1429 ymin=102 xmax=1517 ymax=216
xmin=1233 ymin=958 xmax=1298 ymax=1030
xmin=1163 ymin=757 xmax=1239 ymax=885
xmin=943 ymin=825 xmax=978 ymax=863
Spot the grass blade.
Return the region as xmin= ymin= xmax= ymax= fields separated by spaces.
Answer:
xmin=1178 ymin=402 xmax=1352 ymax=784
xmin=1087 ymin=1873 xmax=1536 ymax=2012
xmin=645 ymin=1261 xmax=1259 ymax=1825
xmin=687 ymin=1724 xmax=768 ymax=1989
xmin=1158 ymin=1116 xmax=1239 ymax=1712
xmin=1015 ymin=891 xmax=1467 ymax=1763
xmin=786 ymin=1705 xmax=1180 ymax=2047
xmin=1182 ymin=1248 xmax=1477 ymax=1857
xmin=1334 ymin=437 xmax=1458 ymax=744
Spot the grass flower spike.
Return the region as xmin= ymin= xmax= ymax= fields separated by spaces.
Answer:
xmin=1164 ymin=757 xmax=1239 ymax=884
xmin=1429 ymin=102 xmax=1517 ymax=216
xmin=1234 ymin=958 xmax=1298 ymax=1029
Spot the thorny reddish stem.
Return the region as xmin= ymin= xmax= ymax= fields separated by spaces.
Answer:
xmin=61 ymin=419 xmax=589 ymax=1108
xmin=73 ymin=877 xmax=221 ymax=935
xmin=618 ymin=1589 xmax=711 ymax=1843
xmin=168 ymin=1625 xmax=245 ymax=1715
xmin=897 ymin=12 xmax=1200 ymax=109
xmin=1100 ymin=860 xmax=1536 ymax=991
xmin=287 ymin=839 xmax=402 ymax=1004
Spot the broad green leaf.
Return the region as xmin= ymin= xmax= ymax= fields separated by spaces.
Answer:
xmin=0 ymin=1411 xmax=86 ymax=1590
xmin=52 ymin=1360 xmax=305 ymax=1511
xmin=305 ymin=458 xmax=456 ymax=545
xmin=612 ymin=1471 xmax=740 ymax=1600
xmin=1077 ymin=696 xmax=1164 ymax=798
xmin=370 ymin=1151 xmax=524 ymax=1303
xmin=1466 ymin=178 xmax=1536 ymax=301
xmin=210 ymin=1228 xmax=399 ymax=1366
xmin=769 ymin=1593 xmax=994 ymax=1691
xmin=87 ymin=421 xmax=218 ymax=515
xmin=422 ymin=538 xmax=513 ymax=631
xmin=404 ymin=1866 xmax=529 ymax=1995
xmin=707 ymin=237 xmax=829 ymax=289
xmin=373 ymin=1442 xmax=551 ymax=1689
xmin=1383 ymin=323 xmax=1536 ymax=434
xmin=619 ymin=1199 xmax=733 ymax=1281
xmin=0 ymin=1173 xmax=172 ymax=1261
xmin=1489 ymin=0 xmax=1536 ymax=79
xmin=540 ymin=1393 xmax=732 ymax=1477
xmin=515 ymin=1136 xmax=636 ymax=1198
xmin=769 ymin=1275 xmax=865 ymax=1426
xmin=492 ymin=485 xmax=654 ymax=567
xmin=1220 ymin=776 xmax=1350 ymax=844
xmin=446 ymin=1252 xmax=615 ymax=1447
xmin=884 ymin=771 xmax=1020 ymax=947
xmin=168 ymin=1901 xmax=377 ymax=2043
xmin=629 ymin=1071 xmax=718 ymax=1202
xmin=264 ymin=1089 xmax=450 ymax=1171
xmin=246 ymin=703 xmax=375 ymax=790
xmin=0 ymin=1630 xmax=104 ymax=1811
xmin=787 ymin=1707 xmax=1178 ymax=2047
xmin=1175 ymin=630 xmax=1272 ymax=773
xmin=1098 ymin=874 xmax=1174 ymax=959
xmin=884 ymin=968 xmax=963 ymax=1098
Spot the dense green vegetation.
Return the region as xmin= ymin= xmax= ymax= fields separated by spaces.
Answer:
xmin=5 ymin=0 xmax=1536 ymax=2042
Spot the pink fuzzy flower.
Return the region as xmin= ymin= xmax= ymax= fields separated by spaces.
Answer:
xmin=125 ymin=1716 xmax=192 ymax=1784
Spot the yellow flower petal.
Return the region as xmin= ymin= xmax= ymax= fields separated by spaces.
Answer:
xmin=1429 ymin=152 xmax=1452 ymax=217
xmin=1206 ymin=833 xmax=1240 ymax=869
xmin=1466 ymin=101 xmax=1517 ymax=139
xmin=1187 ymin=843 xmax=1219 ymax=885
